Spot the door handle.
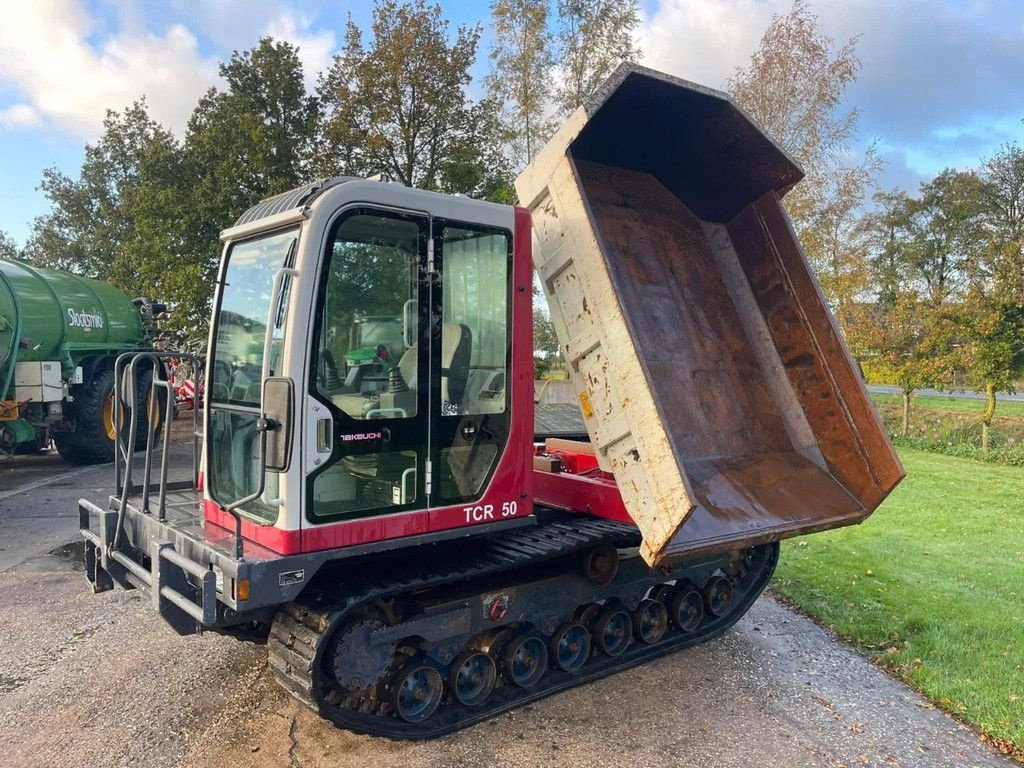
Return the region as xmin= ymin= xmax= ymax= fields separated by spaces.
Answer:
xmin=306 ymin=402 xmax=334 ymax=471
xmin=316 ymin=417 xmax=332 ymax=453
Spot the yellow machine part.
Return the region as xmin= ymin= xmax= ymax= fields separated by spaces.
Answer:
xmin=0 ymin=400 xmax=25 ymax=421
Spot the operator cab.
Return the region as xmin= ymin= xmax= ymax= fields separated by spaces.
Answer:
xmin=203 ymin=178 xmax=533 ymax=555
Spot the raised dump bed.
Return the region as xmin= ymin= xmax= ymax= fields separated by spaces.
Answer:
xmin=517 ymin=64 xmax=904 ymax=566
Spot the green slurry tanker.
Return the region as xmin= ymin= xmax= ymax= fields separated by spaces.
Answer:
xmin=0 ymin=258 xmax=165 ymax=462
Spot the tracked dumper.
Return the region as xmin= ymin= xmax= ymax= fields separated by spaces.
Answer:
xmin=77 ymin=64 xmax=903 ymax=737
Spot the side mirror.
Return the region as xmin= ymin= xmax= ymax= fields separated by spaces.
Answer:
xmin=262 ymin=377 xmax=294 ymax=472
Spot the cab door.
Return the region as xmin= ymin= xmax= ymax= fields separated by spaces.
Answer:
xmin=428 ymin=221 xmax=513 ymax=509
xmin=305 ymin=208 xmax=432 ymax=524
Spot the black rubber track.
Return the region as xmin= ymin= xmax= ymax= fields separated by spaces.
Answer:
xmin=269 ymin=518 xmax=779 ymax=739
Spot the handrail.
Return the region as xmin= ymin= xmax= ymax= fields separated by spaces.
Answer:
xmin=111 ymin=350 xmax=204 ymax=551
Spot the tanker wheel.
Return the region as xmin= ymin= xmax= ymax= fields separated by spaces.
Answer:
xmin=131 ymin=372 xmax=165 ymax=451
xmin=55 ymin=366 xmax=164 ymax=465
xmin=54 ymin=368 xmax=117 ymax=464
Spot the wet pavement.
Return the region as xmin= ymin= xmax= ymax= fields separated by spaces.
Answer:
xmin=0 ymin=445 xmax=1016 ymax=768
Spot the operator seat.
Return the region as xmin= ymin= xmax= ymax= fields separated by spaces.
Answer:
xmin=337 ymin=323 xmax=472 ymax=502
xmin=395 ymin=322 xmax=472 ymax=407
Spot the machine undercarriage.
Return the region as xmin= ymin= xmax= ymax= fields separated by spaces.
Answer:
xmin=268 ymin=514 xmax=778 ymax=737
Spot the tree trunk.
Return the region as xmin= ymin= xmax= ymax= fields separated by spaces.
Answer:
xmin=901 ymin=390 xmax=912 ymax=437
xmin=981 ymin=381 xmax=996 ymax=453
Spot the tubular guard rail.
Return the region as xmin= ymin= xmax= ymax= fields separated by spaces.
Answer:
xmin=80 ymin=500 xmax=217 ymax=632
xmin=78 ymin=350 xmax=219 ymax=634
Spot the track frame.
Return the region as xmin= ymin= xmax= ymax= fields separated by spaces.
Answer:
xmin=269 ymin=516 xmax=779 ymax=739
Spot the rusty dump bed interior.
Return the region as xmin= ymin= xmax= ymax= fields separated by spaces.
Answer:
xmin=518 ymin=65 xmax=904 ymax=564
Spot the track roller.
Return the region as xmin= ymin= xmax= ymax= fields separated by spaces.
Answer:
xmin=632 ymin=598 xmax=668 ymax=644
xmin=550 ymin=623 xmax=591 ymax=672
xmin=703 ymin=575 xmax=735 ymax=618
xmin=501 ymin=634 xmax=548 ymax=688
xmin=592 ymin=608 xmax=632 ymax=656
xmin=669 ymin=585 xmax=704 ymax=632
xmin=583 ymin=544 xmax=620 ymax=585
xmin=391 ymin=664 xmax=444 ymax=723
xmin=449 ymin=650 xmax=496 ymax=707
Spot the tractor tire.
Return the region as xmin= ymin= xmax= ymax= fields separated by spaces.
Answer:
xmin=54 ymin=365 xmax=166 ymax=465
xmin=54 ymin=367 xmax=117 ymax=465
xmin=132 ymin=366 xmax=167 ymax=451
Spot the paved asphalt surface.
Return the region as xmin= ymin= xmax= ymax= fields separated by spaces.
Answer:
xmin=0 ymin=443 xmax=1017 ymax=768
xmin=864 ymin=385 xmax=1024 ymax=402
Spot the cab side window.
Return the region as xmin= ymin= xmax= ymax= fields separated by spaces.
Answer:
xmin=440 ymin=228 xmax=509 ymax=415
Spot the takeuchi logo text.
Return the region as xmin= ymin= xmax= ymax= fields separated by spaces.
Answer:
xmin=67 ymin=307 xmax=104 ymax=330
xmin=339 ymin=431 xmax=384 ymax=442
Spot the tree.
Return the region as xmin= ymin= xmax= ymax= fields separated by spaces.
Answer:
xmin=318 ymin=1 xmax=511 ymax=198
xmin=964 ymin=304 xmax=1024 ymax=450
xmin=900 ymin=170 xmax=987 ymax=306
xmin=851 ymin=179 xmax=976 ymax=430
xmin=218 ymin=38 xmax=319 ymax=188
xmin=0 ymin=231 xmax=20 ymax=261
xmin=800 ymin=162 xmax=877 ymax=317
xmin=859 ymin=189 xmax=914 ymax=307
xmin=957 ymin=145 xmax=1024 ymax=449
xmin=729 ymin=0 xmax=879 ymax=295
xmin=487 ymin=0 xmax=555 ymax=167
xmin=26 ymin=39 xmax=320 ymax=340
xmin=27 ymin=101 xmax=185 ymax=298
xmin=436 ymin=98 xmax=517 ymax=202
xmin=847 ymin=293 xmax=958 ymax=436
xmin=533 ymin=280 xmax=561 ymax=361
xmin=555 ymin=0 xmax=640 ymax=116
xmin=178 ymin=38 xmax=319 ymax=336
xmin=187 ymin=38 xmax=317 ymax=224
xmin=979 ymin=143 xmax=1024 ymax=299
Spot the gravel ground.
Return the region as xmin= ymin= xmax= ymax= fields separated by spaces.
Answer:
xmin=0 ymin=447 xmax=1016 ymax=768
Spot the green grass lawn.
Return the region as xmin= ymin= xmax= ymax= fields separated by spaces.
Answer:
xmin=773 ymin=447 xmax=1024 ymax=754
xmin=871 ymin=392 xmax=1024 ymax=419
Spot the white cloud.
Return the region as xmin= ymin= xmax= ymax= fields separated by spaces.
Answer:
xmin=170 ymin=0 xmax=285 ymax=51
xmin=262 ymin=12 xmax=337 ymax=89
xmin=0 ymin=104 xmax=43 ymax=129
xmin=639 ymin=0 xmax=1024 ymax=140
xmin=0 ymin=0 xmax=219 ymax=139
xmin=638 ymin=0 xmax=785 ymax=89
xmin=637 ymin=0 xmax=1024 ymax=189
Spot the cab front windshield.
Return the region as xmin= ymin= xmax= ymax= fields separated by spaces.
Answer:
xmin=207 ymin=227 xmax=296 ymax=523
xmin=210 ymin=229 xmax=296 ymax=406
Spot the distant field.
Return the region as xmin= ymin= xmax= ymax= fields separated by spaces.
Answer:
xmin=774 ymin=448 xmax=1024 ymax=755
xmin=868 ymin=393 xmax=1024 ymax=464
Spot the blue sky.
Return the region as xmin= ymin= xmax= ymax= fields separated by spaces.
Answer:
xmin=2 ymin=0 xmax=1023 ymax=246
